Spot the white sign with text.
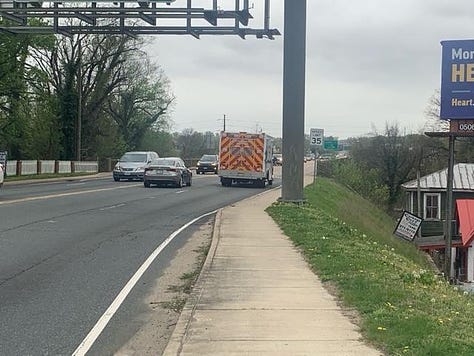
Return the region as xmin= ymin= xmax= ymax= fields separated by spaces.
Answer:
xmin=310 ymin=128 xmax=324 ymax=146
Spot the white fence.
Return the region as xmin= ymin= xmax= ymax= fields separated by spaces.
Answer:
xmin=4 ymin=160 xmax=98 ymax=176
xmin=21 ymin=160 xmax=37 ymax=175
xmin=6 ymin=160 xmax=17 ymax=176
xmin=72 ymin=161 xmax=98 ymax=173
xmin=41 ymin=160 xmax=56 ymax=174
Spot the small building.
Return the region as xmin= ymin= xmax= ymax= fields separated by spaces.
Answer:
xmin=402 ymin=163 xmax=474 ymax=281
xmin=454 ymin=200 xmax=474 ymax=282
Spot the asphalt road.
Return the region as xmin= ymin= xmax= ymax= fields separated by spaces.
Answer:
xmin=0 ymin=173 xmax=280 ymax=355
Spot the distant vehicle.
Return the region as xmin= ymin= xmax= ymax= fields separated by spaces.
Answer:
xmin=219 ymin=131 xmax=273 ymax=188
xmin=143 ymin=157 xmax=192 ymax=188
xmin=336 ymin=151 xmax=349 ymax=160
xmin=318 ymin=153 xmax=333 ymax=161
xmin=113 ymin=151 xmax=159 ymax=181
xmin=272 ymin=154 xmax=283 ymax=166
xmin=0 ymin=163 xmax=4 ymax=188
xmin=196 ymin=154 xmax=219 ymax=174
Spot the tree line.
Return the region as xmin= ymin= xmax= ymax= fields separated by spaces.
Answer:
xmin=0 ymin=27 xmax=240 ymax=164
xmin=0 ymin=26 xmax=180 ymax=161
xmin=321 ymin=122 xmax=474 ymax=212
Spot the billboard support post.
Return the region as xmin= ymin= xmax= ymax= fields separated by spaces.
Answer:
xmin=281 ymin=0 xmax=306 ymax=203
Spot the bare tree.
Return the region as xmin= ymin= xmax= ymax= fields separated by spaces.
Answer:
xmin=424 ymin=89 xmax=449 ymax=132
xmin=107 ymin=58 xmax=175 ymax=150
xmin=351 ymin=123 xmax=440 ymax=209
xmin=32 ymin=33 xmax=144 ymax=159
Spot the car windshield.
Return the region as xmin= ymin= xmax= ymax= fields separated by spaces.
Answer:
xmin=200 ymin=155 xmax=217 ymax=162
xmin=152 ymin=159 xmax=177 ymax=166
xmin=120 ymin=153 xmax=147 ymax=162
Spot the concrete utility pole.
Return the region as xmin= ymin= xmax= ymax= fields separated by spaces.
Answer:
xmin=76 ymin=37 xmax=82 ymax=161
xmin=281 ymin=0 xmax=306 ymax=203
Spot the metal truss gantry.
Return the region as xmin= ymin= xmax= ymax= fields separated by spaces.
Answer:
xmin=0 ymin=0 xmax=280 ymax=38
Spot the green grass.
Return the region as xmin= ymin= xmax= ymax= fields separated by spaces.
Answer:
xmin=267 ymin=177 xmax=474 ymax=356
xmin=4 ymin=172 xmax=98 ymax=182
xmin=164 ymin=241 xmax=212 ymax=313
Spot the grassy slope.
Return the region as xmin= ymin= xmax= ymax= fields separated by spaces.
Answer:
xmin=267 ymin=178 xmax=474 ymax=356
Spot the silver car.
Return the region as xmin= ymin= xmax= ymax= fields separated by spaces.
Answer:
xmin=113 ymin=151 xmax=159 ymax=181
xmin=0 ymin=163 xmax=4 ymax=188
xmin=144 ymin=157 xmax=192 ymax=188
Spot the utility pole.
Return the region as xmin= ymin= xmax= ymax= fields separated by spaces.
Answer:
xmin=424 ymin=131 xmax=458 ymax=282
xmin=223 ymin=114 xmax=226 ymax=131
xmin=444 ymin=134 xmax=455 ymax=280
xmin=281 ymin=0 xmax=306 ymax=203
xmin=76 ymin=36 xmax=82 ymax=162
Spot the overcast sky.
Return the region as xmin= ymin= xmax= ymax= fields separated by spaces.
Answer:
xmin=145 ymin=0 xmax=474 ymax=139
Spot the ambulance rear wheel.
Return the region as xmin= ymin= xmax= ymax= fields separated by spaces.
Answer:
xmin=255 ymin=179 xmax=265 ymax=188
xmin=221 ymin=178 xmax=232 ymax=187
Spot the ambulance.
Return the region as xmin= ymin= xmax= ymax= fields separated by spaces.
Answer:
xmin=218 ymin=131 xmax=273 ymax=187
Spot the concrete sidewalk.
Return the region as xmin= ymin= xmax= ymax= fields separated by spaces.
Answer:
xmin=163 ymin=176 xmax=382 ymax=355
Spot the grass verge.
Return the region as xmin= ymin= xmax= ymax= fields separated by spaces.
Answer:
xmin=161 ymin=241 xmax=211 ymax=313
xmin=267 ymin=177 xmax=474 ymax=356
xmin=4 ymin=172 xmax=98 ymax=182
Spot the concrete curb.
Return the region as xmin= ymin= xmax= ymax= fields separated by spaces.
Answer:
xmin=163 ymin=209 xmax=223 ymax=356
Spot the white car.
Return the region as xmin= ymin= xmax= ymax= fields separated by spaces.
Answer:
xmin=0 ymin=163 xmax=4 ymax=187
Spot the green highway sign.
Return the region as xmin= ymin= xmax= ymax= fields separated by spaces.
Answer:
xmin=323 ymin=140 xmax=338 ymax=150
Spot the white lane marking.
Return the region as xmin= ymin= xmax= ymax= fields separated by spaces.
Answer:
xmin=0 ymin=184 xmax=141 ymax=206
xmin=99 ymin=204 xmax=126 ymax=211
xmin=72 ymin=209 xmax=219 ymax=356
xmin=67 ymin=182 xmax=86 ymax=186
xmin=175 ymin=190 xmax=186 ymax=194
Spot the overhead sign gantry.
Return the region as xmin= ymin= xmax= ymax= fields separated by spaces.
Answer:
xmin=0 ymin=0 xmax=279 ymax=38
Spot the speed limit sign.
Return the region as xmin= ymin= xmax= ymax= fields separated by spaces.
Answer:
xmin=310 ymin=128 xmax=324 ymax=146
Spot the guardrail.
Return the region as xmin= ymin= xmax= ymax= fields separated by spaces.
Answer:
xmin=4 ymin=160 xmax=98 ymax=176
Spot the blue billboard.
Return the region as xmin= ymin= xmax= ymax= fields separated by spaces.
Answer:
xmin=441 ymin=40 xmax=474 ymax=120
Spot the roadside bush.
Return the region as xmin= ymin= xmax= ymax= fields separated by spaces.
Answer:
xmin=331 ymin=160 xmax=389 ymax=208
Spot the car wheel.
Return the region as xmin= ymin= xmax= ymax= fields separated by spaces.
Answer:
xmin=144 ymin=181 xmax=151 ymax=188
xmin=113 ymin=176 xmax=120 ymax=182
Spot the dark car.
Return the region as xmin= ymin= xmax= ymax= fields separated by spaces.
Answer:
xmin=144 ymin=157 xmax=192 ymax=188
xmin=196 ymin=154 xmax=219 ymax=174
xmin=272 ymin=154 xmax=283 ymax=166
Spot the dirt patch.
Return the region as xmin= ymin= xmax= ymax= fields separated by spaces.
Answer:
xmin=114 ymin=218 xmax=214 ymax=356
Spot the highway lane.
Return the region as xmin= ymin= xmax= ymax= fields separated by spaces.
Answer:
xmin=0 ymin=174 xmax=280 ymax=355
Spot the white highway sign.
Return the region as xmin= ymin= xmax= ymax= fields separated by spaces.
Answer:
xmin=310 ymin=128 xmax=324 ymax=146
